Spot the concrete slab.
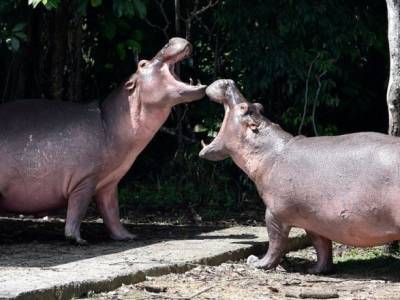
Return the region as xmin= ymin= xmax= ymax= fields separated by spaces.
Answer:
xmin=0 ymin=221 xmax=309 ymax=300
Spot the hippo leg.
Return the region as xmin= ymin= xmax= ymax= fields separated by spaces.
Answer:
xmin=95 ymin=185 xmax=136 ymax=241
xmin=64 ymin=180 xmax=95 ymax=245
xmin=306 ymin=231 xmax=333 ymax=274
xmin=247 ymin=208 xmax=290 ymax=269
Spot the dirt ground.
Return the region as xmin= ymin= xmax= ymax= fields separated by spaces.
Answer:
xmin=88 ymin=244 xmax=400 ymax=300
xmin=1 ymin=216 xmax=400 ymax=299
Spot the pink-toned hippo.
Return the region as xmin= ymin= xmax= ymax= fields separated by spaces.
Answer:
xmin=0 ymin=38 xmax=206 ymax=244
xmin=200 ymin=79 xmax=400 ymax=274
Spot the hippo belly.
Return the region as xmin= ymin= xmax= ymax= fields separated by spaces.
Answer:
xmin=289 ymin=194 xmax=400 ymax=247
xmin=266 ymin=133 xmax=400 ymax=247
xmin=0 ymin=176 xmax=66 ymax=214
xmin=0 ymin=99 xmax=105 ymax=215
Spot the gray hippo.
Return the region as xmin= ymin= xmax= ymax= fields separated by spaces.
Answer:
xmin=0 ymin=38 xmax=206 ymax=244
xmin=199 ymin=79 xmax=400 ymax=274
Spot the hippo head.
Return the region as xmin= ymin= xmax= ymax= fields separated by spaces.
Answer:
xmin=125 ymin=37 xmax=206 ymax=107
xmin=199 ymin=79 xmax=265 ymax=161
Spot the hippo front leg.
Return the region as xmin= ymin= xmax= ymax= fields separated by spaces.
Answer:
xmin=65 ymin=180 xmax=95 ymax=245
xmin=95 ymin=185 xmax=136 ymax=241
xmin=247 ymin=208 xmax=291 ymax=270
xmin=306 ymin=231 xmax=333 ymax=274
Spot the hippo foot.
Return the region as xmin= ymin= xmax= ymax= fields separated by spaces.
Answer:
xmin=307 ymin=263 xmax=334 ymax=275
xmin=66 ymin=236 xmax=88 ymax=246
xmin=246 ymin=255 xmax=276 ymax=270
xmin=110 ymin=229 xmax=137 ymax=241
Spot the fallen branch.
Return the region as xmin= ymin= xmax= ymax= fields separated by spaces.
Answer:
xmin=145 ymin=285 xmax=215 ymax=300
xmin=285 ymin=289 xmax=339 ymax=299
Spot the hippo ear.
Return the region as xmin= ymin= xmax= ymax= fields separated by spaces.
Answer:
xmin=125 ymin=74 xmax=137 ymax=92
xmin=254 ymin=103 xmax=264 ymax=113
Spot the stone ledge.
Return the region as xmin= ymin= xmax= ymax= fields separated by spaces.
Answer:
xmin=0 ymin=225 xmax=309 ymax=300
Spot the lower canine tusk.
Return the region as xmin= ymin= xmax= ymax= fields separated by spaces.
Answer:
xmin=201 ymin=140 xmax=208 ymax=148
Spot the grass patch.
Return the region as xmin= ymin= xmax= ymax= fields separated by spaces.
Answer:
xmin=333 ymin=245 xmax=400 ymax=280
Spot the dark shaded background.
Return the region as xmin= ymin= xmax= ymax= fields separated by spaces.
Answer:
xmin=0 ymin=0 xmax=391 ymax=219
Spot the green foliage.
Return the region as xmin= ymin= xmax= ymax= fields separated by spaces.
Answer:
xmin=332 ymin=245 xmax=400 ymax=278
xmin=196 ymin=0 xmax=387 ymax=135
xmin=28 ymin=0 xmax=60 ymax=9
xmin=0 ymin=0 xmax=391 ymax=219
xmin=0 ymin=22 xmax=27 ymax=52
xmin=113 ymin=0 xmax=146 ymax=18
xmin=0 ymin=2 xmax=27 ymax=52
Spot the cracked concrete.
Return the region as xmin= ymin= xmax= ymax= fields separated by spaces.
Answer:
xmin=0 ymin=220 xmax=309 ymax=300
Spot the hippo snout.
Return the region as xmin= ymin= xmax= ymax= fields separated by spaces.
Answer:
xmin=205 ymin=79 xmax=234 ymax=104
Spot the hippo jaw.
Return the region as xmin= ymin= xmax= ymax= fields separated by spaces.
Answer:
xmin=199 ymin=136 xmax=229 ymax=161
xmin=150 ymin=37 xmax=206 ymax=105
xmin=199 ymin=79 xmax=266 ymax=162
xmin=199 ymin=80 xmax=239 ymax=161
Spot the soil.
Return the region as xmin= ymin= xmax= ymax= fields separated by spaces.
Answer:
xmin=87 ymin=244 xmax=400 ymax=300
xmin=1 ymin=216 xmax=400 ymax=299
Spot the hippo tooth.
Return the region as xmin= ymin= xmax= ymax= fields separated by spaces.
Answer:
xmin=189 ymin=78 xmax=194 ymax=85
xmin=197 ymin=79 xmax=202 ymax=86
xmin=201 ymin=140 xmax=208 ymax=148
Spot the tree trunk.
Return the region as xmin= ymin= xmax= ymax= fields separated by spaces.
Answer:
xmin=49 ymin=0 xmax=82 ymax=101
xmin=66 ymin=0 xmax=82 ymax=103
xmin=50 ymin=0 xmax=69 ymax=100
xmin=387 ymin=0 xmax=400 ymax=136
xmin=386 ymin=0 xmax=400 ymax=253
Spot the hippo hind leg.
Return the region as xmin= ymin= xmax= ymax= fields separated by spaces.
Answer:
xmin=306 ymin=231 xmax=333 ymax=274
xmin=247 ymin=208 xmax=290 ymax=269
xmin=64 ymin=179 xmax=95 ymax=245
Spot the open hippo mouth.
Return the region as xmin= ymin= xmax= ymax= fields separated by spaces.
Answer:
xmin=155 ymin=37 xmax=206 ymax=100
xmin=199 ymin=79 xmax=245 ymax=161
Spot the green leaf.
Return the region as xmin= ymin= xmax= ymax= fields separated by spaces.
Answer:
xmin=133 ymin=0 xmax=146 ymax=18
xmin=103 ymin=22 xmax=116 ymax=40
xmin=78 ymin=0 xmax=88 ymax=15
xmin=90 ymin=0 xmax=102 ymax=8
xmin=12 ymin=23 xmax=26 ymax=32
xmin=45 ymin=0 xmax=60 ymax=9
xmin=28 ymin=0 xmax=59 ymax=9
xmin=126 ymin=39 xmax=140 ymax=52
xmin=10 ymin=37 xmax=20 ymax=51
xmin=116 ymin=43 xmax=126 ymax=60
xmin=28 ymin=0 xmax=43 ymax=8
xmin=14 ymin=32 xmax=27 ymax=41
xmin=194 ymin=124 xmax=208 ymax=133
xmin=132 ymin=29 xmax=143 ymax=41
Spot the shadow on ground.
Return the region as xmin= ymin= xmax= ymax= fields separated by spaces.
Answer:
xmin=0 ymin=217 xmax=258 ymax=268
xmin=281 ymin=254 xmax=400 ymax=282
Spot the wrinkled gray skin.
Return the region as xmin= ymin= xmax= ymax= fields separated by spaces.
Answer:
xmin=0 ymin=38 xmax=206 ymax=244
xmin=200 ymin=79 xmax=400 ymax=274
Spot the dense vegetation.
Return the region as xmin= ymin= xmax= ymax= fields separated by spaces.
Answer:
xmin=0 ymin=0 xmax=390 ymax=219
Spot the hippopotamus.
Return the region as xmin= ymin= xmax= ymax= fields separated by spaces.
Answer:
xmin=0 ymin=38 xmax=206 ymax=244
xmin=199 ymin=79 xmax=400 ymax=274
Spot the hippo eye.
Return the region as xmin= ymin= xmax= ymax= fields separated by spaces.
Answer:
xmin=139 ymin=61 xmax=147 ymax=68
xmin=239 ymin=103 xmax=247 ymax=111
